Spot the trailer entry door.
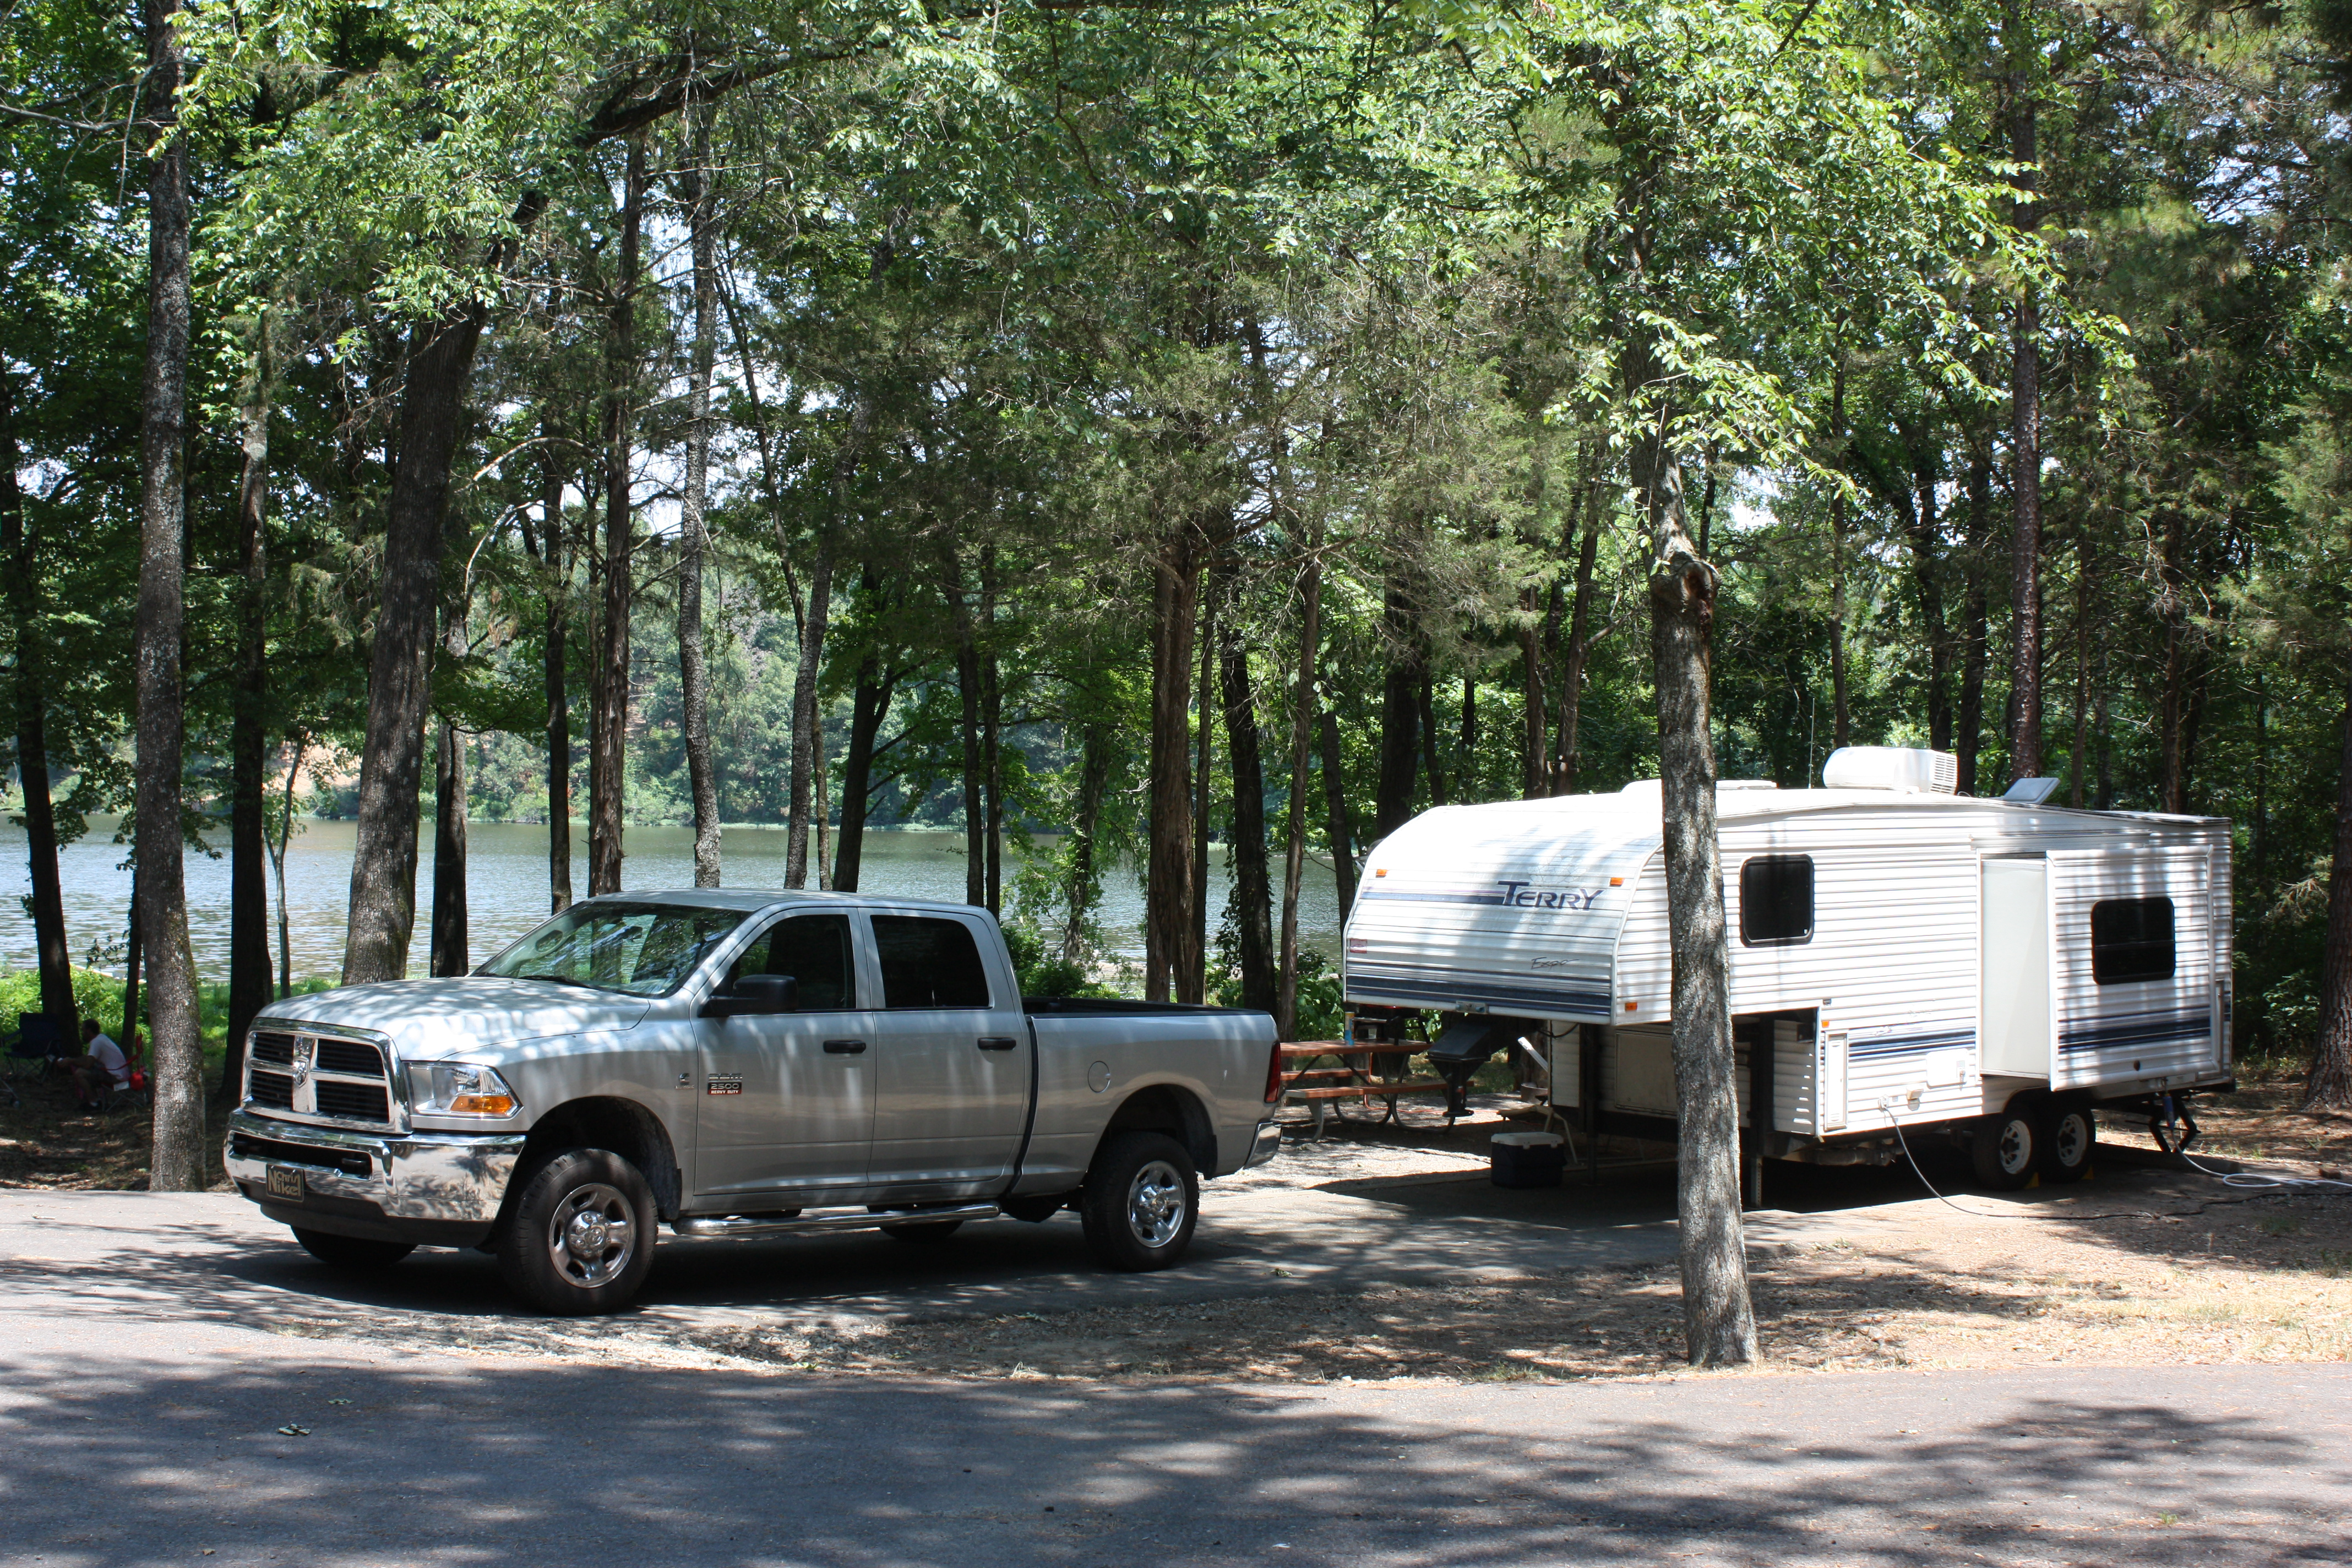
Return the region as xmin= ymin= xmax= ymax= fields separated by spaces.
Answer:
xmin=1980 ymin=858 xmax=2053 ymax=1079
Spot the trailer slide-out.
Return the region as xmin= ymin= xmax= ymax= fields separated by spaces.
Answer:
xmin=1340 ymin=747 xmax=2232 ymax=1190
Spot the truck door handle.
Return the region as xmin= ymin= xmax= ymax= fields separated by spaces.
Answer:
xmin=823 ymin=1039 xmax=868 ymax=1055
xmin=977 ymin=1036 xmax=1020 ymax=1052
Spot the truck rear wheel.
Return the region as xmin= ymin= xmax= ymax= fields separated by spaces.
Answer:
xmin=497 ymin=1147 xmax=657 ymax=1316
xmin=1970 ymin=1099 xmax=2042 ymax=1192
xmin=292 ymin=1228 xmax=414 ymax=1272
xmin=1081 ymin=1131 xmax=1198 ymax=1272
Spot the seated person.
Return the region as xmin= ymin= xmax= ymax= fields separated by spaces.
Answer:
xmin=61 ymin=1019 xmax=133 ymax=1104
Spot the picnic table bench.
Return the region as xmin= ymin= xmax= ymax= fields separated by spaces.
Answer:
xmin=1277 ymin=1039 xmax=1452 ymax=1130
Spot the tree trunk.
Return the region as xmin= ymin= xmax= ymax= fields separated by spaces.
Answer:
xmin=430 ymin=711 xmax=469 ymax=975
xmin=1277 ymin=538 xmax=1323 ymax=1037
xmin=589 ymin=137 xmax=646 ymax=899
xmin=224 ymin=329 xmax=273 ymax=1104
xmin=340 ymin=177 xmax=544 ymax=977
xmin=948 ymin=553 xmax=987 ymax=908
xmin=1827 ymin=360 xmax=1850 ymax=752
xmin=1375 ymin=585 xmax=1419 ymax=839
xmin=1460 ymin=676 xmax=1477 ymax=796
xmin=1911 ymin=454 xmax=1953 ymax=752
xmin=1220 ymin=607 xmax=1276 ymax=1015
xmin=530 ymin=450 xmax=574 ymax=912
xmin=2305 ymin=663 xmax=2352 ymax=1112
xmin=1318 ymin=709 xmax=1357 ymax=924
xmin=1 ymin=379 xmax=75 ymax=1042
xmin=1415 ymin=669 xmax=1446 ymax=808
xmin=2007 ymin=58 xmax=2045 ymax=782
xmin=2070 ymin=547 xmax=2090 ymax=808
xmin=1187 ymin=580 xmax=1216 ymax=1005
xmin=136 ymin=0 xmax=205 ymax=1188
xmin=1521 ymin=591 xmax=1549 ymax=800
xmin=678 ymin=113 xmax=722 ymax=890
xmin=1144 ymin=528 xmax=1199 ymax=1001
xmin=1633 ymin=339 xmax=1755 ymax=1364
xmin=2157 ymin=511 xmax=2191 ymax=815
xmin=121 ymin=869 xmax=141 ymax=1049
xmin=1066 ymin=722 xmax=1113 ymax=964
xmin=835 ymin=649 xmax=895 ymax=894
xmin=787 ymin=545 xmax=834 ymax=889
xmin=1957 ymin=448 xmax=1993 ymax=796
xmin=981 ymin=547 xmax=1003 ymax=914
xmin=1556 ymin=476 xmax=1602 ymax=796
xmin=271 ymin=738 xmax=305 ymax=998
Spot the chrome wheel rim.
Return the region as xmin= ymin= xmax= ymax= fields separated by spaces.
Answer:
xmin=1997 ymin=1118 xmax=2034 ymax=1177
xmin=1125 ymin=1159 xmax=1186 ymax=1249
xmin=548 ymin=1181 xmax=635 ymax=1288
xmin=2054 ymin=1112 xmax=2090 ymax=1168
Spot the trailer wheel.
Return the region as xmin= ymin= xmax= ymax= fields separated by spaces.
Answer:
xmin=1080 ymin=1131 xmax=1199 ymax=1272
xmin=2042 ymin=1098 xmax=2095 ymax=1184
xmin=1970 ymin=1100 xmax=2041 ymax=1191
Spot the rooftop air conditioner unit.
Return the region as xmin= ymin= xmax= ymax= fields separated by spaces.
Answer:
xmin=1820 ymin=745 xmax=1959 ymax=795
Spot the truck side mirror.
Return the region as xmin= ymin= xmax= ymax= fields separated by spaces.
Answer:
xmin=701 ymin=973 xmax=799 ymax=1018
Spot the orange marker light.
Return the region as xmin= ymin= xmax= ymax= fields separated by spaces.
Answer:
xmin=1623 ymin=1001 xmax=1638 ymax=1012
xmin=1374 ymin=868 xmax=1387 ymax=877
xmin=1609 ymin=876 xmax=1624 ymax=886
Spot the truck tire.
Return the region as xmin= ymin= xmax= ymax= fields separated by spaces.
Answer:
xmin=293 ymin=1228 xmax=414 ymax=1272
xmin=1081 ymin=1131 xmax=1199 ymax=1272
xmin=496 ymin=1147 xmax=657 ymax=1316
xmin=2042 ymin=1096 xmax=2096 ymax=1184
xmin=880 ymin=1219 xmax=964 ymax=1243
xmin=1970 ymin=1098 xmax=2042 ymax=1192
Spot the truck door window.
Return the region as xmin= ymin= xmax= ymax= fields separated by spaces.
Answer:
xmin=873 ymin=916 xmax=994 ymax=1009
xmin=2090 ymin=897 xmax=2175 ymax=984
xmin=732 ymin=914 xmax=857 ymax=1008
xmin=1738 ymin=856 xmax=1815 ymax=946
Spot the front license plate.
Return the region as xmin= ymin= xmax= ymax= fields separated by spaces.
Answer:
xmin=265 ymin=1164 xmax=306 ymax=1202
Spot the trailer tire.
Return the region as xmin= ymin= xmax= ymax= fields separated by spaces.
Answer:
xmin=292 ymin=1228 xmax=414 ymax=1272
xmin=1970 ymin=1100 xmax=2042 ymax=1191
xmin=2042 ymin=1097 xmax=2095 ymax=1184
xmin=496 ymin=1147 xmax=657 ymax=1316
xmin=1080 ymin=1131 xmax=1199 ymax=1272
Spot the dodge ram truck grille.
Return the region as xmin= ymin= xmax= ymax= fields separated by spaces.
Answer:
xmin=241 ymin=1028 xmax=397 ymax=1128
xmin=316 ymin=1039 xmax=384 ymax=1076
xmin=313 ymin=1081 xmax=390 ymax=1121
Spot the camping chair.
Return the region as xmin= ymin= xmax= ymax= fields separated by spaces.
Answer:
xmin=3 ymin=1012 xmax=67 ymax=1107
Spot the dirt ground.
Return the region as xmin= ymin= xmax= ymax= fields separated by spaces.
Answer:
xmin=11 ymin=1063 xmax=2351 ymax=1387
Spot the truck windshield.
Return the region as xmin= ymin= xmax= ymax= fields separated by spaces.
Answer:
xmin=478 ymin=902 xmax=748 ymax=997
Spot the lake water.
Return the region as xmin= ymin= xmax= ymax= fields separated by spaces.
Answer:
xmin=0 ymin=815 xmax=1346 ymax=984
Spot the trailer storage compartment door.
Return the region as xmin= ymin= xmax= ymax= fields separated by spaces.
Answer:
xmin=2049 ymin=848 xmax=2218 ymax=1090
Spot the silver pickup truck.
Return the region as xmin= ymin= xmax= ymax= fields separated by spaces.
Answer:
xmin=222 ymin=891 xmax=1283 ymax=1314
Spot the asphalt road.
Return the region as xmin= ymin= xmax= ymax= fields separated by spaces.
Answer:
xmin=7 ymin=1169 xmax=2348 ymax=1567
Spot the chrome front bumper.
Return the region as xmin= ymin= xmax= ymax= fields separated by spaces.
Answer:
xmin=224 ymin=1107 xmax=527 ymax=1246
xmin=1244 ymin=1119 xmax=1282 ymax=1168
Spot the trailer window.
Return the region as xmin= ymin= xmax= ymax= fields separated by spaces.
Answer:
xmin=2091 ymin=897 xmax=2175 ymax=984
xmin=1739 ymin=856 xmax=1814 ymax=946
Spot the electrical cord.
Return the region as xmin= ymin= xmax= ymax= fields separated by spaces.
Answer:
xmin=1875 ymin=1099 xmax=2349 ymax=1223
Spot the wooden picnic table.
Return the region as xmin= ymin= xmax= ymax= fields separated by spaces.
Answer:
xmin=1276 ymin=1039 xmax=1451 ymax=1127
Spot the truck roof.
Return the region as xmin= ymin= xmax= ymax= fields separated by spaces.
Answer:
xmin=575 ymin=888 xmax=993 ymax=916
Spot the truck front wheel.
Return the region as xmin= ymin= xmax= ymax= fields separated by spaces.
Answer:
xmin=497 ymin=1147 xmax=657 ymax=1315
xmin=1081 ymin=1131 xmax=1199 ymax=1272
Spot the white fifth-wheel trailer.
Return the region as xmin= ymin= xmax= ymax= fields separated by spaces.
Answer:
xmin=1340 ymin=747 xmax=2234 ymax=1191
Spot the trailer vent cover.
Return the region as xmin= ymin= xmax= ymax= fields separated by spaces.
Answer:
xmin=1821 ymin=746 xmax=1959 ymax=795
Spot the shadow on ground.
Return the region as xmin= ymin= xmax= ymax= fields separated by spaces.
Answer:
xmin=6 ymin=1352 xmax=2343 ymax=1567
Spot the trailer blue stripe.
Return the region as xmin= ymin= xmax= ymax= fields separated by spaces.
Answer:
xmin=1845 ymin=1027 xmax=1975 ymax=1060
xmin=2058 ymin=1009 xmax=2212 ymax=1053
xmin=1344 ymin=968 xmax=1613 ymax=1017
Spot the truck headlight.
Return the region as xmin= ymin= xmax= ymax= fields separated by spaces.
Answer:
xmin=413 ymin=1063 xmax=519 ymax=1117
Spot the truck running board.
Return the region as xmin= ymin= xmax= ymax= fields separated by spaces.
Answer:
xmin=672 ymin=1202 xmax=1001 ymax=1239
